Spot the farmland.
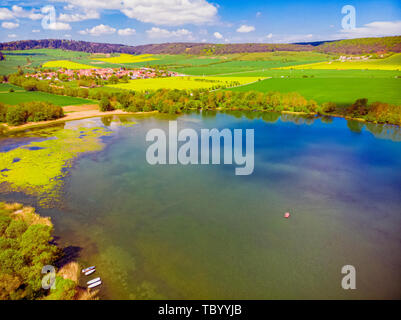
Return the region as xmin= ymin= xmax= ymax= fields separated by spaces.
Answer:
xmin=93 ymin=53 xmax=156 ymax=64
xmin=0 ymin=89 xmax=92 ymax=106
xmin=0 ymin=46 xmax=400 ymax=108
xmin=230 ymin=77 xmax=401 ymax=105
xmin=43 ymin=60 xmax=96 ymax=70
xmin=278 ymin=53 xmax=401 ymax=70
xmin=107 ymin=76 xmax=264 ymax=91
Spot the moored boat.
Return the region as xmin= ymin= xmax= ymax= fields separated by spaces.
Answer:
xmin=88 ymin=280 xmax=102 ymax=289
xmin=82 ymin=266 xmax=95 ymax=273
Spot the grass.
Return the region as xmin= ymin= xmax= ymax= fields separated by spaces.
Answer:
xmin=0 ymin=90 xmax=93 ymax=106
xmin=0 ymin=83 xmax=25 ymax=92
xmin=42 ymin=60 xmax=96 ymax=70
xmin=107 ymin=76 xmax=264 ymax=91
xmin=0 ymin=49 xmax=90 ymax=75
xmin=278 ymin=53 xmax=401 ymax=71
xmin=231 ymin=77 xmax=401 ymax=105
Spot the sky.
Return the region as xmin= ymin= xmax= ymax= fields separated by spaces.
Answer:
xmin=0 ymin=0 xmax=400 ymax=45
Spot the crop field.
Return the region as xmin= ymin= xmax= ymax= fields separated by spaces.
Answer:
xmin=107 ymin=76 xmax=263 ymax=91
xmin=0 ymin=49 xmax=90 ymax=74
xmin=278 ymin=53 xmax=401 ymax=71
xmin=0 ymin=83 xmax=25 ymax=92
xmin=0 ymin=90 xmax=93 ymax=106
xmin=93 ymin=53 xmax=156 ymax=64
xmin=42 ymin=60 xmax=96 ymax=70
xmin=231 ymin=77 xmax=401 ymax=105
xmin=163 ymin=52 xmax=331 ymax=75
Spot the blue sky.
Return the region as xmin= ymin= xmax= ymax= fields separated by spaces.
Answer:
xmin=0 ymin=0 xmax=400 ymax=45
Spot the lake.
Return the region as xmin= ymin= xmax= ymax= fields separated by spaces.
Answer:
xmin=1 ymin=112 xmax=401 ymax=299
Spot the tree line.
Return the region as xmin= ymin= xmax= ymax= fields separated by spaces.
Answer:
xmin=3 ymin=73 xmax=401 ymax=126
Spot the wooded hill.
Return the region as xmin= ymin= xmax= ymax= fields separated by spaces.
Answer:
xmin=0 ymin=36 xmax=400 ymax=55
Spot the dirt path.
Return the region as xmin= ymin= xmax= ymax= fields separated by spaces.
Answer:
xmin=3 ymin=105 xmax=157 ymax=133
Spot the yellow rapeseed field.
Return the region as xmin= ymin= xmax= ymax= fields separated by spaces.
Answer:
xmin=277 ymin=53 xmax=401 ymax=70
xmin=42 ymin=60 xmax=96 ymax=69
xmin=107 ymin=76 xmax=264 ymax=91
xmin=93 ymin=53 xmax=157 ymax=64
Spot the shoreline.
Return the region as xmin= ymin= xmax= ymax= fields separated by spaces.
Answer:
xmin=1 ymin=105 xmax=399 ymax=135
xmin=1 ymin=105 xmax=158 ymax=134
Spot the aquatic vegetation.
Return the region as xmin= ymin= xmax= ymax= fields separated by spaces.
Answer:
xmin=0 ymin=126 xmax=112 ymax=206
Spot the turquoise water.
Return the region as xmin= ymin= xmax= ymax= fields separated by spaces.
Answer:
xmin=1 ymin=112 xmax=401 ymax=299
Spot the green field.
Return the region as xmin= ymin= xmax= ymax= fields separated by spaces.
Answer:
xmin=1 ymin=48 xmax=400 ymax=106
xmin=279 ymin=53 xmax=401 ymax=71
xmin=0 ymin=90 xmax=93 ymax=106
xmin=231 ymin=77 xmax=401 ymax=105
xmin=0 ymin=49 xmax=90 ymax=75
xmin=107 ymin=76 xmax=263 ymax=91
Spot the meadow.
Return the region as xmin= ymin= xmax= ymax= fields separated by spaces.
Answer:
xmin=231 ymin=77 xmax=401 ymax=105
xmin=107 ymin=76 xmax=263 ymax=91
xmin=0 ymin=90 xmax=92 ymax=106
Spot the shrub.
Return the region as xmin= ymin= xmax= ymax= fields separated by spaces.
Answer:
xmin=6 ymin=105 xmax=28 ymax=126
xmin=0 ymin=103 xmax=7 ymax=122
xmin=99 ymin=97 xmax=114 ymax=112
xmin=321 ymin=102 xmax=337 ymax=113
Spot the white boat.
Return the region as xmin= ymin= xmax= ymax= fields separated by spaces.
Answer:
xmin=87 ymin=277 xmax=101 ymax=285
xmin=82 ymin=266 xmax=95 ymax=273
xmin=88 ymin=280 xmax=102 ymax=289
xmin=85 ymin=269 xmax=96 ymax=276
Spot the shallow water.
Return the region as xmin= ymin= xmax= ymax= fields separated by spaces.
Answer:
xmin=1 ymin=112 xmax=401 ymax=299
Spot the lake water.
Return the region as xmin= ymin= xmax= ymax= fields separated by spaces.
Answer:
xmin=1 ymin=112 xmax=401 ymax=299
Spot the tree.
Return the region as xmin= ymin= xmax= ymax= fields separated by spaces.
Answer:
xmin=99 ymin=97 xmax=114 ymax=112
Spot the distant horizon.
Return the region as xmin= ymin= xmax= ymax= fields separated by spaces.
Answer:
xmin=0 ymin=1 xmax=400 ymax=45
xmin=1 ymin=35 xmax=400 ymax=48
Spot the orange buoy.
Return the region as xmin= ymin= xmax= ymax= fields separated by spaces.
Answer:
xmin=284 ymin=212 xmax=290 ymax=219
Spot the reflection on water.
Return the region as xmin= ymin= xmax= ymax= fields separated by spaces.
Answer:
xmin=0 ymin=112 xmax=401 ymax=299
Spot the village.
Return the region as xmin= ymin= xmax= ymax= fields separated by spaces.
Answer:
xmin=25 ymin=67 xmax=183 ymax=82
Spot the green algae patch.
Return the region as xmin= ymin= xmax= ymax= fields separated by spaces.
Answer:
xmin=0 ymin=126 xmax=112 ymax=207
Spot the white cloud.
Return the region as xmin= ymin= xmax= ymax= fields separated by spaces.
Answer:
xmin=32 ymin=29 xmax=41 ymax=33
xmin=59 ymin=10 xmax=100 ymax=22
xmin=339 ymin=20 xmax=401 ymax=38
xmin=0 ymin=8 xmax=14 ymax=20
xmin=8 ymin=34 xmax=17 ymax=38
xmin=118 ymin=28 xmax=136 ymax=36
xmin=214 ymin=31 xmax=223 ymax=39
xmin=47 ymin=22 xmax=72 ymax=31
xmin=266 ymin=33 xmax=273 ymax=39
xmin=53 ymin=0 xmax=218 ymax=26
xmin=10 ymin=5 xmax=43 ymax=20
xmin=146 ymin=27 xmax=193 ymax=39
xmin=2 ymin=21 xmax=19 ymax=29
xmin=237 ymin=25 xmax=255 ymax=33
xmin=0 ymin=5 xmax=43 ymax=20
xmin=79 ymin=24 xmax=116 ymax=36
